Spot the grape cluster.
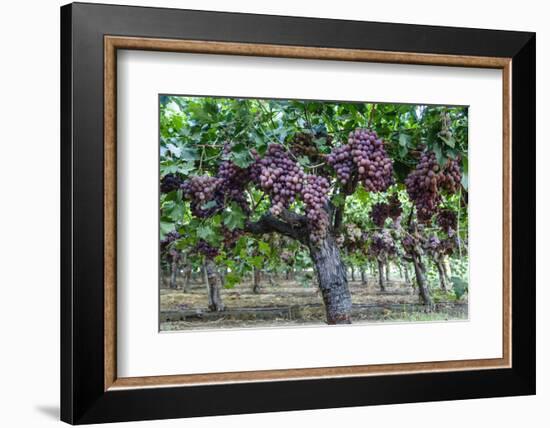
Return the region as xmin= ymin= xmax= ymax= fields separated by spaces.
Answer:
xmin=327 ymin=144 xmax=354 ymax=184
xmin=160 ymin=174 xmax=184 ymax=194
xmin=217 ymin=144 xmax=252 ymax=213
xmin=388 ymin=194 xmax=403 ymax=220
xmin=160 ymin=230 xmax=181 ymax=259
xmin=424 ymin=235 xmax=441 ymax=251
xmin=327 ymin=128 xmax=393 ymax=191
xmin=436 ymin=209 xmax=457 ymax=235
xmin=251 ymin=144 xmax=305 ymax=216
xmin=222 ymin=227 xmax=243 ymax=250
xmin=290 ymin=131 xmax=333 ymax=163
xmin=424 ymin=234 xmax=456 ymax=256
xmin=401 ymin=233 xmax=421 ymax=257
xmin=405 ymin=151 xmax=462 ymax=222
xmin=440 ymin=237 xmax=457 ymax=255
xmin=195 ymin=239 xmax=219 ymax=259
xmin=301 ymin=174 xmax=330 ymax=244
xmin=370 ymin=195 xmax=402 ymax=228
xmin=181 ymin=175 xmax=224 ymax=218
xmin=341 ymin=223 xmax=368 ymax=252
xmin=291 ymin=132 xmax=316 ymax=158
xmin=371 ymin=203 xmax=389 ymax=227
xmin=369 ymin=230 xmax=396 ymax=258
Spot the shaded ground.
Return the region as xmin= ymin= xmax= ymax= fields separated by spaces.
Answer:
xmin=160 ymin=276 xmax=467 ymax=331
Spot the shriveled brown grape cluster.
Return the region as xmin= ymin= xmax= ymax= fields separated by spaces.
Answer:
xmin=405 ymin=151 xmax=461 ymax=222
xmin=301 ymin=174 xmax=330 ymax=244
xmin=327 ymin=128 xmax=393 ymax=191
xmin=290 ymin=132 xmax=332 ymax=164
xmin=251 ymin=144 xmax=305 ymax=216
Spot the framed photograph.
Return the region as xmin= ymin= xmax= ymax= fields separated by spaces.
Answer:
xmin=61 ymin=2 xmax=535 ymax=424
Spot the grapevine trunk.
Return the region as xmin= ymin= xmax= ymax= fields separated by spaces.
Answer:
xmin=412 ymin=258 xmax=433 ymax=307
xmin=169 ymin=257 xmax=178 ymax=289
xmin=309 ymin=233 xmax=352 ymax=324
xmin=253 ymin=267 xmax=261 ymax=294
xmin=377 ymin=259 xmax=386 ymax=291
xmin=204 ymin=259 xmax=224 ymax=312
xmin=436 ymin=260 xmax=448 ymax=291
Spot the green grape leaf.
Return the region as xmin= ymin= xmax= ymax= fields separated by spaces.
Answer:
xmin=451 ymin=276 xmax=468 ymax=299
xmin=197 ymin=225 xmax=216 ymax=242
xmin=258 ymin=240 xmax=271 ymax=256
xmin=224 ymin=203 xmax=247 ymax=230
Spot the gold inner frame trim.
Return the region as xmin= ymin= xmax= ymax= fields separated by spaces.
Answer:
xmin=104 ymin=35 xmax=512 ymax=391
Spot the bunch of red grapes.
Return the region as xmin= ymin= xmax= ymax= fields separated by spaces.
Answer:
xmin=405 ymin=151 xmax=461 ymax=222
xmin=436 ymin=208 xmax=458 ymax=235
xmin=160 ymin=230 xmax=181 ymax=259
xmin=195 ymin=239 xmax=219 ymax=259
xmin=222 ymin=227 xmax=243 ymax=250
xmin=217 ymin=144 xmax=253 ymax=213
xmin=327 ymin=128 xmax=393 ymax=191
xmin=160 ymin=173 xmax=184 ymax=194
xmin=371 ymin=195 xmax=403 ymax=228
xmin=180 ymin=175 xmax=224 ymax=218
xmin=301 ymin=174 xmax=330 ymax=244
xmin=369 ymin=230 xmax=397 ymax=258
xmin=251 ymin=144 xmax=305 ymax=216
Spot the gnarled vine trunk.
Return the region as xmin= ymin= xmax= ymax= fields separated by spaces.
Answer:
xmin=360 ymin=268 xmax=366 ymax=285
xmin=204 ymin=259 xmax=224 ymax=312
xmin=309 ymin=234 xmax=352 ymax=324
xmin=403 ymin=261 xmax=410 ymax=285
xmin=385 ymin=262 xmax=391 ymax=284
xmin=377 ymin=259 xmax=386 ymax=292
xmin=436 ymin=260 xmax=448 ymax=291
xmin=252 ymin=267 xmax=261 ymax=294
xmin=169 ymin=257 xmax=178 ymax=289
xmin=412 ymin=257 xmax=432 ymax=307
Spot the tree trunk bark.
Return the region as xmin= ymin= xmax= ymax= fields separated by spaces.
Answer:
xmin=253 ymin=267 xmax=261 ymax=294
xmin=385 ymin=262 xmax=391 ymax=284
xmin=160 ymin=265 xmax=168 ymax=288
xmin=436 ymin=259 xmax=448 ymax=291
xmin=377 ymin=259 xmax=386 ymax=292
xmin=204 ymin=260 xmax=224 ymax=312
xmin=412 ymin=257 xmax=432 ymax=307
xmin=360 ymin=268 xmax=366 ymax=285
xmin=403 ymin=262 xmax=410 ymax=285
xmin=443 ymin=256 xmax=452 ymax=281
xmin=309 ymin=234 xmax=352 ymax=324
xmin=169 ymin=256 xmax=178 ymax=289
xmin=350 ymin=267 xmax=355 ymax=282
xmin=182 ymin=267 xmax=191 ymax=292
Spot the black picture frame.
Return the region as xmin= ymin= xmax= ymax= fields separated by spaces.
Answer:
xmin=61 ymin=2 xmax=535 ymax=424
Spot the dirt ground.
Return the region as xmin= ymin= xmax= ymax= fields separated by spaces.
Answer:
xmin=160 ymin=274 xmax=468 ymax=331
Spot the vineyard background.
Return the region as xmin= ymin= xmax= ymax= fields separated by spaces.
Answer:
xmin=159 ymin=96 xmax=469 ymax=330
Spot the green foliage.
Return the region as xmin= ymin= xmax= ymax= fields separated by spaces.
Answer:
xmin=451 ymin=276 xmax=468 ymax=300
xmin=159 ymin=95 xmax=468 ymax=286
